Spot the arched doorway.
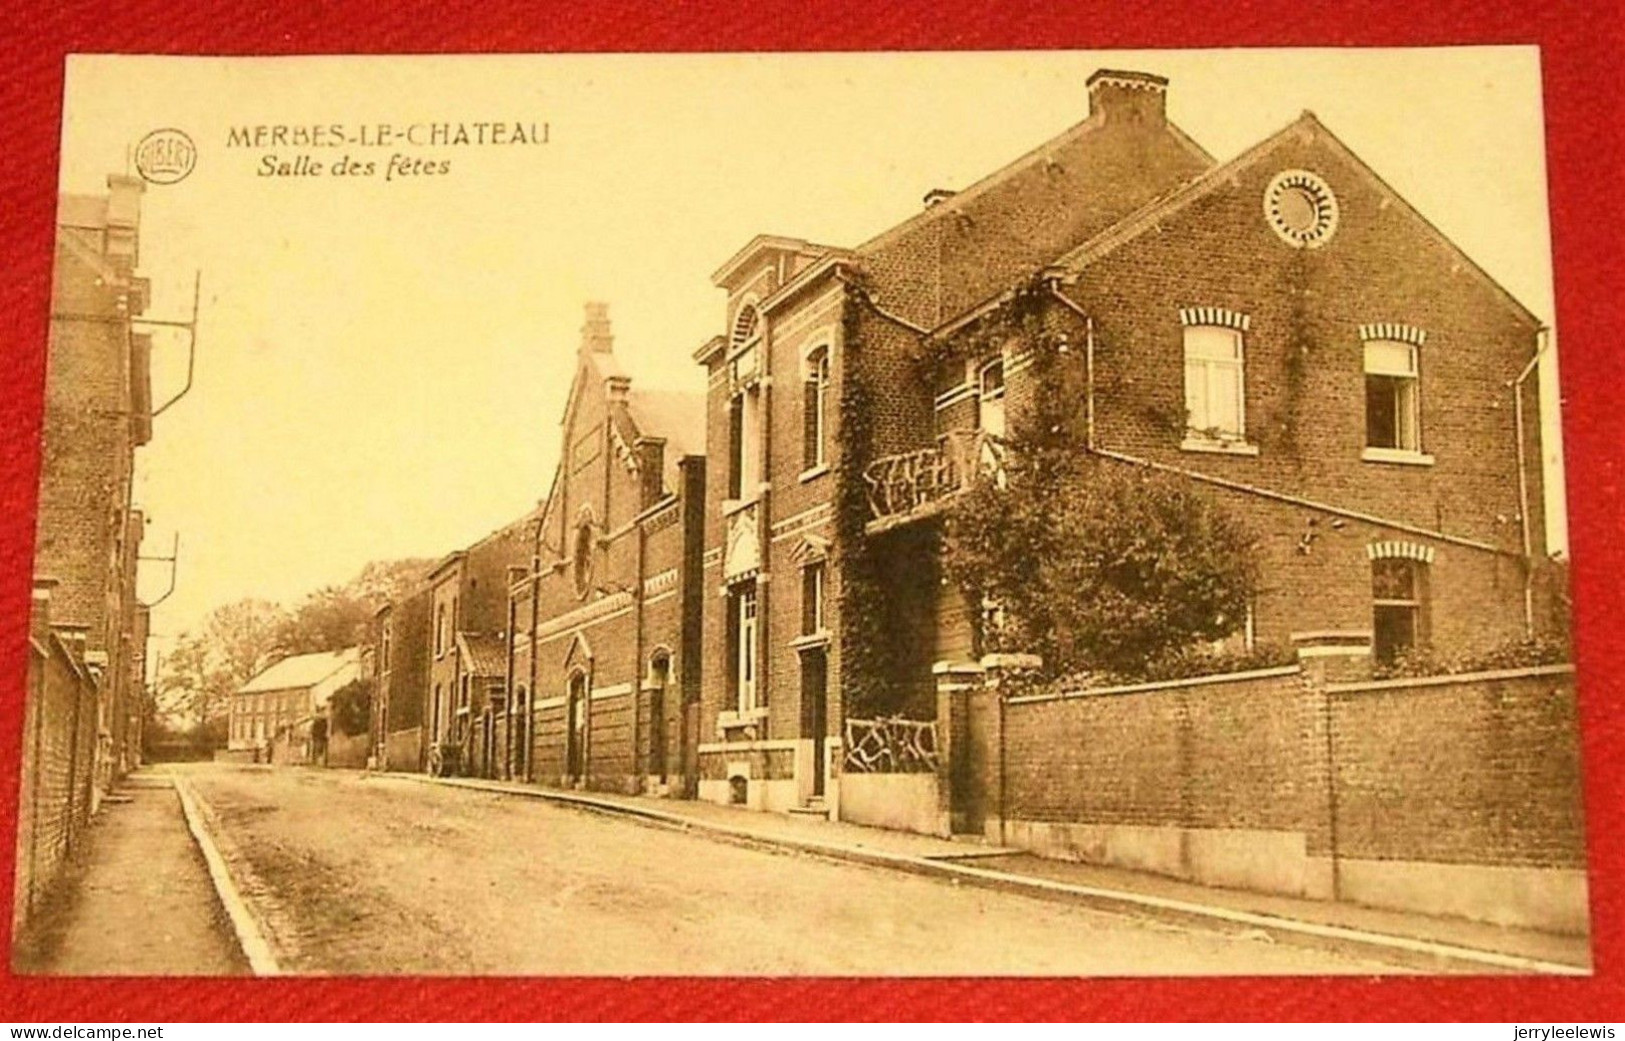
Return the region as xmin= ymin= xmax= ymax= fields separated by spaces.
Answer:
xmin=647 ymin=652 xmax=671 ymax=785
xmin=512 ymin=683 xmax=530 ymax=781
xmin=566 ymin=671 xmax=588 ymax=785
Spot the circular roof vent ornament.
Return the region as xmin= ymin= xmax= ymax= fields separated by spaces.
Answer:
xmin=1264 ymin=169 xmax=1339 ymax=248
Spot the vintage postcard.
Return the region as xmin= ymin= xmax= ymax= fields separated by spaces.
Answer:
xmin=11 ymin=48 xmax=1586 ymax=978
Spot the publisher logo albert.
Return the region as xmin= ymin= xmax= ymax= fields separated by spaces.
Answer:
xmin=134 ymin=128 xmax=196 ymax=185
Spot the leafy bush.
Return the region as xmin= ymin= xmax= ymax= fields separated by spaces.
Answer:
xmin=1372 ymin=635 xmax=1570 ymax=680
xmin=327 ymin=678 xmax=373 ymax=737
xmin=944 ymin=454 xmax=1261 ymax=682
xmin=1044 ymin=641 xmax=1297 ymax=693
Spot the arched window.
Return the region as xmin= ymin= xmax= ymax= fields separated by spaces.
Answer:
xmin=1365 ymin=339 xmax=1421 ymax=453
xmin=732 ymin=304 xmax=761 ymax=350
xmin=1183 ymin=325 xmax=1246 ymax=442
xmin=572 ymin=518 xmax=595 ymax=597
xmin=803 ymin=345 xmax=831 ymax=470
xmin=977 ymin=357 xmax=1006 ymax=438
xmin=1370 ymin=544 xmax=1433 ymax=663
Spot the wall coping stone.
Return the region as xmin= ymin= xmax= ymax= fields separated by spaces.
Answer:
xmin=1326 ymin=663 xmax=1574 ymax=695
xmin=1007 ymin=664 xmax=1303 ymax=706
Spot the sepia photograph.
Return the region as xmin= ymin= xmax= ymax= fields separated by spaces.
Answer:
xmin=9 ymin=47 xmax=1588 ymax=980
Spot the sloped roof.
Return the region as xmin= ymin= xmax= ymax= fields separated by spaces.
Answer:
xmin=456 ymin=631 xmax=508 ymax=678
xmin=629 ymin=387 xmax=706 ymax=495
xmin=629 ymin=388 xmax=705 ymax=460
xmin=239 ymin=648 xmax=357 ymax=694
xmin=846 ymin=97 xmax=1214 ymax=326
xmin=1051 ymin=112 xmax=1537 ymax=325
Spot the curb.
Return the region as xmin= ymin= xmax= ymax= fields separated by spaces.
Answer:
xmin=393 ymin=772 xmax=1588 ymax=977
xmin=173 ymin=777 xmax=283 ymax=976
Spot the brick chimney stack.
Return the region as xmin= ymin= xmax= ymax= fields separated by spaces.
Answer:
xmin=581 ymin=301 xmax=614 ymax=355
xmin=1086 ymin=69 xmax=1168 ymax=126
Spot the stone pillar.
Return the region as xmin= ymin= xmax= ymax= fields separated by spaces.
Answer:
xmin=1292 ymin=630 xmax=1372 ymax=902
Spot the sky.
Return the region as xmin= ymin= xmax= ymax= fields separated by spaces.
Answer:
xmin=55 ymin=48 xmax=1564 ymax=651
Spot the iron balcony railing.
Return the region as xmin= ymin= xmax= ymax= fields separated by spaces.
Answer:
xmin=862 ymin=428 xmax=1006 ymax=529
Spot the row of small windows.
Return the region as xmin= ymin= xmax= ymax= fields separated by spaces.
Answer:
xmin=727 ymin=307 xmax=1428 ymax=498
xmin=1183 ymin=324 xmax=1423 ymax=454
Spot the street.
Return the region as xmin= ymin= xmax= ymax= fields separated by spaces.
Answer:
xmin=174 ymin=763 xmax=1414 ymax=976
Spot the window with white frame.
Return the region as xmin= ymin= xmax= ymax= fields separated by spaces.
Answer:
xmin=803 ymin=345 xmax=831 ymax=470
xmin=1183 ymin=325 xmax=1246 ymax=441
xmin=801 ymin=561 xmax=826 ymax=635
xmin=976 ymin=358 xmax=1006 ymax=438
xmin=728 ymin=386 xmax=762 ymax=499
xmin=730 ymin=584 xmax=759 ymax=712
xmin=1364 ymin=339 xmax=1421 ymax=452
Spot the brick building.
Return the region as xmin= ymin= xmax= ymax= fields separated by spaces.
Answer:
xmin=228 ymin=648 xmax=360 ymax=763
xmin=15 ymin=177 xmax=162 ymax=930
xmin=422 ymin=518 xmax=533 ymax=776
xmin=370 ymin=587 xmax=432 ymax=771
xmin=506 ymin=303 xmax=706 ymax=793
xmin=693 ymin=69 xmax=1554 ymax=814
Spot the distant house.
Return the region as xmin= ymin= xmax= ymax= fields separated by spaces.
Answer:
xmin=371 ymin=589 xmax=432 ymax=772
xmin=228 ymin=648 xmax=360 ymax=764
xmin=422 ymin=517 xmax=532 ymax=776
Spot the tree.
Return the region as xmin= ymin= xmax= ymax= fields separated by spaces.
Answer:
xmin=274 ymin=559 xmax=434 ymax=655
xmin=154 ymin=598 xmax=288 ymax=744
xmin=939 ymin=289 xmax=1260 ymax=683
xmin=150 ymin=557 xmax=430 ymax=748
xmin=327 ymin=677 xmax=373 ymax=737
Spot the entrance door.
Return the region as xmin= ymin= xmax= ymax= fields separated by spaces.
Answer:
xmin=566 ymin=674 xmax=587 ymax=782
xmin=648 ymin=655 xmax=670 ymax=784
xmin=800 ymin=649 xmax=828 ymax=797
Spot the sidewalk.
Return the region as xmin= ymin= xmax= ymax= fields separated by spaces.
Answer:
xmin=396 ymin=772 xmax=1592 ymax=975
xmin=13 ymin=771 xmax=250 ymax=975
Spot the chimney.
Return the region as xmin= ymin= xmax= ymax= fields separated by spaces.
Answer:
xmin=1086 ymin=69 xmax=1168 ymax=126
xmin=104 ymin=173 xmax=144 ymax=268
xmin=581 ymin=301 xmax=614 ymax=354
xmin=923 ymin=187 xmax=957 ymax=208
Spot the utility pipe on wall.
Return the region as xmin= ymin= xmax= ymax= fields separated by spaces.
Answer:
xmin=1511 ymin=326 xmax=1550 ymax=639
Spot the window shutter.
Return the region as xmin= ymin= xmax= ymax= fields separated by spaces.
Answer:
xmin=728 ymin=397 xmax=744 ymax=499
xmin=803 ymin=377 xmax=820 ymax=468
xmin=802 ymin=565 xmax=817 ymax=634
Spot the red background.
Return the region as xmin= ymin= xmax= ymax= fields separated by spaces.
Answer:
xmin=0 ymin=0 xmax=1620 ymax=1022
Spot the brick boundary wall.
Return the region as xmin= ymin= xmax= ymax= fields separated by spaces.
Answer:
xmin=11 ymin=633 xmax=99 ymax=935
xmin=966 ymin=661 xmax=1586 ymax=934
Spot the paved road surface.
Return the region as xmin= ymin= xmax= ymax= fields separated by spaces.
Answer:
xmin=183 ymin=763 xmax=1412 ymax=976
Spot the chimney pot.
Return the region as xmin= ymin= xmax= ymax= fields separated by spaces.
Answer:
xmin=1086 ymin=69 xmax=1168 ymax=125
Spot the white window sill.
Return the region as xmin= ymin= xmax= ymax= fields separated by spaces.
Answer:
xmin=1180 ymin=437 xmax=1259 ymax=456
xmin=789 ymin=630 xmax=831 ymax=651
xmin=1362 ymin=447 xmax=1435 ymax=467
xmin=798 ymin=463 xmax=830 ymax=483
xmin=716 ymin=707 xmax=769 ymax=729
xmin=721 ymin=492 xmax=761 ymax=517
